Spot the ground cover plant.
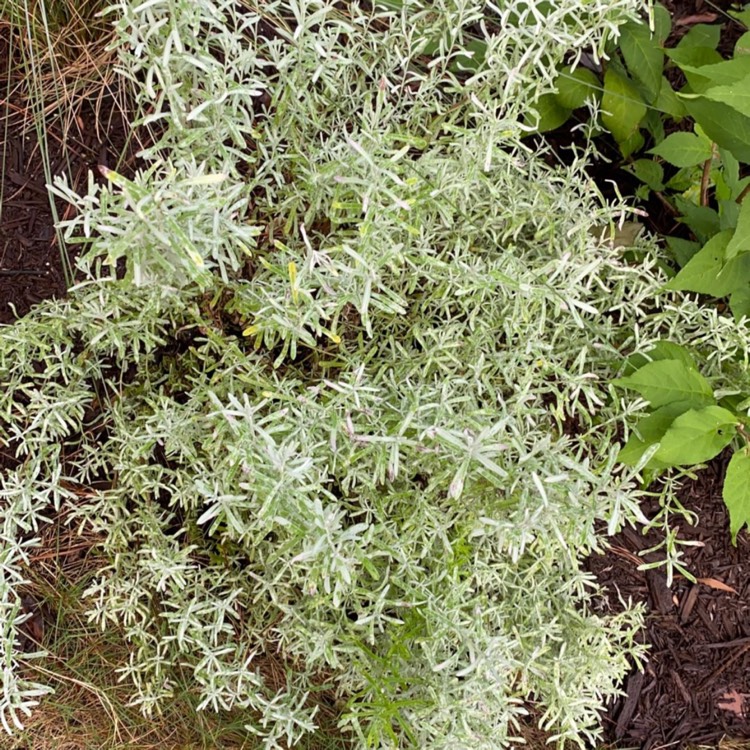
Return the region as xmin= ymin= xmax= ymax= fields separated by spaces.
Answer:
xmin=4 ymin=0 xmax=745 ymax=747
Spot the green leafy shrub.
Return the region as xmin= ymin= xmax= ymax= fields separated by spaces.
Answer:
xmin=614 ymin=341 xmax=750 ymax=543
xmin=562 ymin=5 xmax=750 ymax=540
xmin=0 ymin=0 xmax=682 ymax=746
xmin=530 ymin=5 xmax=750 ymax=153
xmin=523 ymin=3 xmax=674 ymax=150
xmin=529 ymin=3 xmax=750 ymax=298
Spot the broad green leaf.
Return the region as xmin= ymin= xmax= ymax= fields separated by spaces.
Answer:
xmin=624 ymin=340 xmax=698 ymax=374
xmin=648 ymin=131 xmax=713 ymax=167
xmin=718 ymin=147 xmax=741 ymax=196
xmin=726 ymin=198 xmax=750 ymax=259
xmin=729 ymin=5 xmax=750 ymax=27
xmin=652 ymin=3 xmax=671 ymax=44
xmin=676 ymin=23 xmax=721 ymax=51
xmin=619 ymin=20 xmax=664 ymax=102
xmin=601 ymin=69 xmax=647 ymax=144
xmin=715 ymin=171 xmax=733 ymax=202
xmin=653 ymin=405 xmax=736 ymax=466
xmin=723 ymin=450 xmax=750 ymax=544
xmin=618 ymin=401 xmax=696 ymax=467
xmin=618 ymin=129 xmax=645 ymax=159
xmin=654 ymin=76 xmax=687 ymax=119
xmin=736 ymin=31 xmax=750 ymax=56
xmin=666 ymin=165 xmax=701 ymax=192
xmin=665 ymin=236 xmax=701 ymax=266
xmin=613 ymin=358 xmax=714 ymax=409
xmin=682 ymin=97 xmax=750 ymax=163
xmin=703 ymin=74 xmax=750 ymax=118
xmin=527 ymin=93 xmax=572 ymax=132
xmin=673 ymin=198 xmax=720 ymax=241
xmin=719 ymin=199 xmax=741 ymax=230
xmin=677 ymin=57 xmax=750 ymax=92
xmin=554 ymin=66 xmax=601 ymax=110
xmin=730 ymin=286 xmax=750 ymax=321
xmin=643 ymin=109 xmax=666 ymax=142
xmin=666 ymin=46 xmax=723 ymax=75
xmin=628 ymin=159 xmax=664 ymax=191
xmin=667 ymin=230 xmax=750 ymax=296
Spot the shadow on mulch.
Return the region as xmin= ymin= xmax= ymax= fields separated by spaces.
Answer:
xmin=589 ymin=451 xmax=750 ymax=748
xmin=0 ymin=25 xmax=139 ymax=325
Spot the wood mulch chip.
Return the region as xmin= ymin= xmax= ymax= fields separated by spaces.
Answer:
xmin=588 ymin=450 xmax=750 ymax=747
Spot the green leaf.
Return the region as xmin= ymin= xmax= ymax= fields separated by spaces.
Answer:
xmin=648 ymin=131 xmax=713 ymax=167
xmin=730 ymin=286 xmax=750 ymax=321
xmin=715 ymin=172 xmax=733 ymax=203
xmin=703 ymin=74 xmax=750 ymax=118
xmin=624 ymin=340 xmax=698 ymax=374
xmin=642 ymin=109 xmax=666 ymax=143
xmin=627 ymin=159 xmax=664 ymax=191
xmin=719 ymin=199 xmax=741 ymax=230
xmin=619 ymin=20 xmax=664 ymax=102
xmin=666 ymin=46 xmax=723 ymax=75
xmin=653 ymin=405 xmax=737 ymax=466
xmin=676 ymin=23 xmax=722 ymax=51
xmin=654 ymin=76 xmax=687 ymax=119
xmin=667 ymin=229 xmax=750 ymax=296
xmin=618 ymin=129 xmax=645 ymax=159
xmin=665 ymin=236 xmax=701 ymax=266
xmin=618 ymin=401 xmax=697 ymax=467
xmin=677 ymin=57 xmax=750 ymax=92
xmin=718 ymin=147 xmax=741 ymax=196
xmin=554 ymin=65 xmax=601 ymax=109
xmin=652 ymin=3 xmax=671 ymax=44
xmin=729 ymin=5 xmax=750 ymax=28
xmin=527 ymin=93 xmax=572 ymax=132
xmin=673 ymin=198 xmax=720 ymax=241
xmin=720 ymin=393 xmax=748 ymax=412
xmin=682 ymin=97 xmax=750 ymax=163
xmin=726 ymin=198 xmax=750 ymax=259
xmin=665 ymin=165 xmax=701 ymax=193
xmin=736 ymin=31 xmax=750 ymax=56
xmin=613 ymin=358 xmax=714 ymax=409
xmin=723 ymin=450 xmax=750 ymax=544
xmin=601 ymin=69 xmax=647 ymax=144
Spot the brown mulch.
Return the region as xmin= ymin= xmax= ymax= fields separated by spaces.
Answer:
xmin=589 ymin=451 xmax=750 ymax=748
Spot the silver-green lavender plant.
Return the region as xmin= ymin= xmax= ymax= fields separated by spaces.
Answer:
xmin=0 ymin=0 xmax=690 ymax=746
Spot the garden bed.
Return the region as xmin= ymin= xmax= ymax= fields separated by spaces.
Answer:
xmin=3 ymin=0 xmax=750 ymax=748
